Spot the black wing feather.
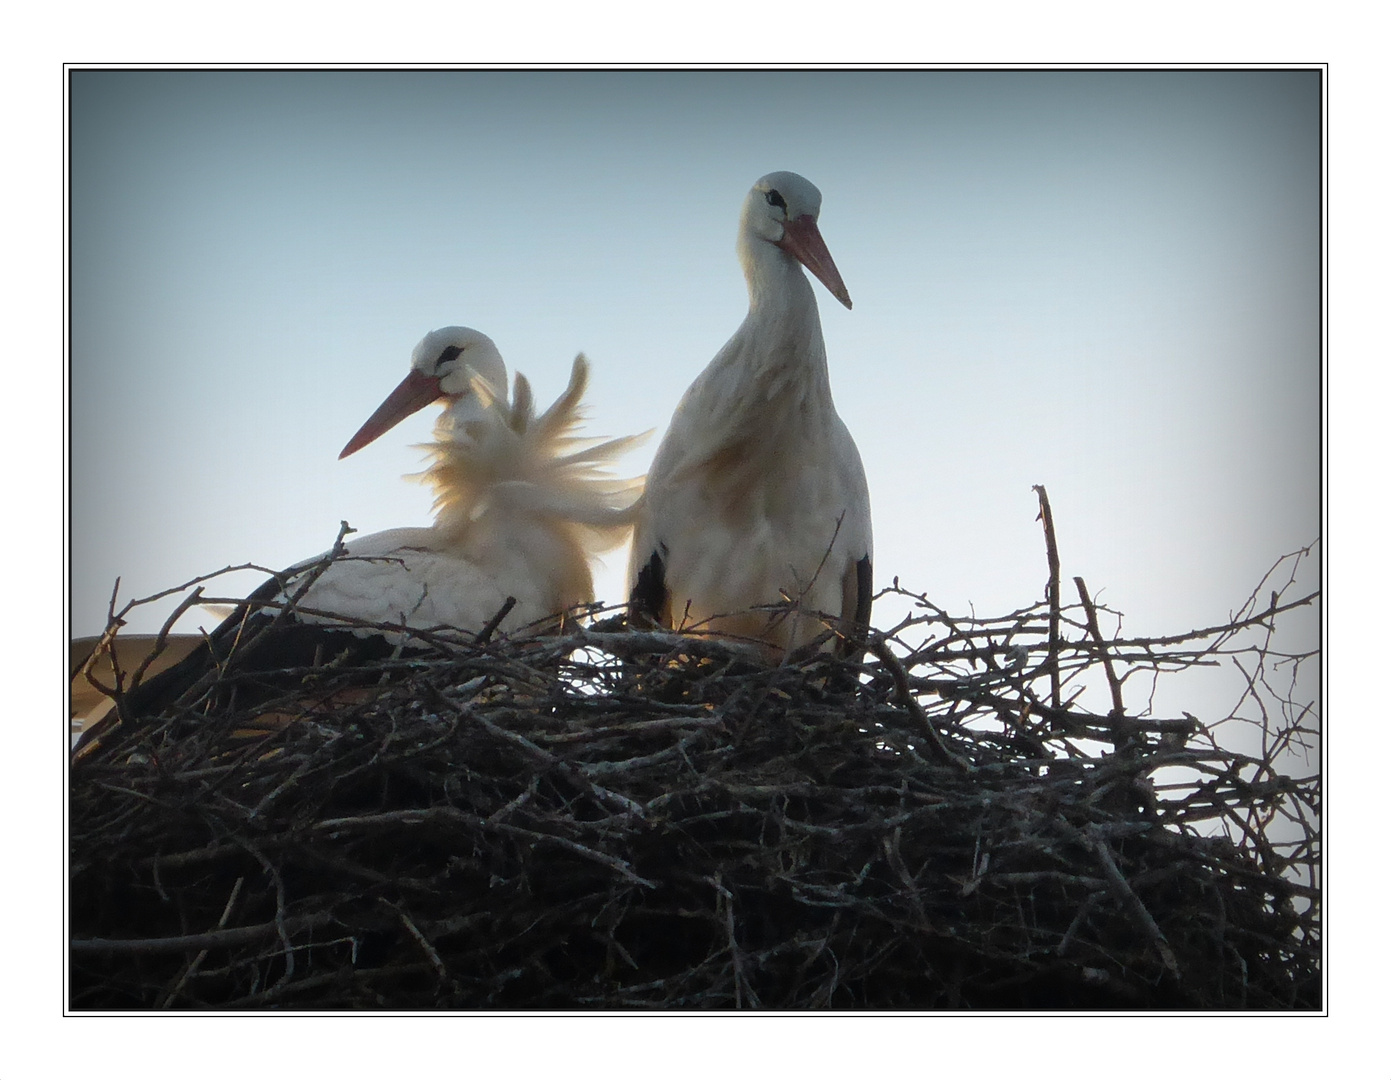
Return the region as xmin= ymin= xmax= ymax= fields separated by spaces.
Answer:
xmin=629 ymin=545 xmax=671 ymax=626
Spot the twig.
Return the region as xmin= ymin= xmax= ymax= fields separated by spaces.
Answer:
xmin=1073 ymin=576 xmax=1132 ymax=752
xmin=150 ymin=522 xmax=360 ymax=717
xmin=474 ymin=596 xmax=518 ymax=645
xmin=425 ymin=685 xmax=647 ymax=819
xmin=128 ymin=586 xmax=209 ymax=693
xmin=236 ymin=838 xmax=296 ymax=989
xmin=311 ymin=807 xmax=656 ymax=888
xmin=865 ymin=635 xmax=970 ymax=772
xmin=71 ymin=913 xmax=335 ymax=955
xmin=157 ymin=876 xmax=244 ymax=1008
xmin=384 ymin=900 xmax=448 ymax=981
xmin=1087 ymin=828 xmax=1181 ymax=980
xmin=1033 ymin=485 xmax=1063 ymax=717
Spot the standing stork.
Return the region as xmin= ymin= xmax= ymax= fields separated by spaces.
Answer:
xmin=86 ymin=326 xmax=645 ymax=733
xmin=628 ymin=171 xmax=873 ymax=657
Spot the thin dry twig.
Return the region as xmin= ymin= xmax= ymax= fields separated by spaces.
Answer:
xmin=1033 ymin=485 xmax=1064 ymax=716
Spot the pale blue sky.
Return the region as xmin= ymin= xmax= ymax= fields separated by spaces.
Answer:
xmin=70 ymin=69 xmax=1320 ymax=655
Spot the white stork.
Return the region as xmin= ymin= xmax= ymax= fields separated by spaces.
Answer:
xmin=327 ymin=326 xmax=645 ymax=637
xmin=627 ymin=171 xmax=873 ymax=657
xmin=97 ymin=326 xmax=645 ymax=727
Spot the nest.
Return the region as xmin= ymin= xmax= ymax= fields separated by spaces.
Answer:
xmin=69 ymin=526 xmax=1320 ymax=1011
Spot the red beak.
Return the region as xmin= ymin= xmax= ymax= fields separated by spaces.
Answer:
xmin=778 ymin=214 xmax=852 ymax=309
xmin=339 ymin=368 xmax=445 ymax=459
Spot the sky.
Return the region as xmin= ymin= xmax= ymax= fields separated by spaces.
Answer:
xmin=69 ymin=68 xmax=1321 ymax=719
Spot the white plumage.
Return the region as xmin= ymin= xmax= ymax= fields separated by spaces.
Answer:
xmin=627 ymin=171 xmax=873 ymax=656
xmin=318 ymin=325 xmax=646 ymax=638
xmin=92 ymin=326 xmax=644 ymax=728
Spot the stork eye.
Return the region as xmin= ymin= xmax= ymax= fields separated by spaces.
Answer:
xmin=765 ymin=190 xmax=787 ymax=211
xmin=437 ymin=345 xmax=464 ymax=367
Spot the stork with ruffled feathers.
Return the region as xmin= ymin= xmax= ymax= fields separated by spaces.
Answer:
xmin=628 ymin=171 xmax=873 ymax=656
xmin=83 ymin=326 xmax=644 ymax=735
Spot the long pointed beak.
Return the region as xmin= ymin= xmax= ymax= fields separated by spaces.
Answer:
xmin=338 ymin=369 xmax=445 ymax=459
xmin=778 ymin=214 xmax=852 ymax=310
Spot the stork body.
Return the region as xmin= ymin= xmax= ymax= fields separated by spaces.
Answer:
xmin=96 ymin=327 xmax=643 ymax=728
xmin=628 ymin=172 xmax=873 ymax=655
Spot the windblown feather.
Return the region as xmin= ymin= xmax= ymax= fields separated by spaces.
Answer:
xmin=420 ymin=354 xmax=648 ymax=610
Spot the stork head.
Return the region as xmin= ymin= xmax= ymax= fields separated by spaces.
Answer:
xmin=338 ymin=326 xmax=508 ymax=459
xmin=741 ymin=171 xmax=852 ymax=309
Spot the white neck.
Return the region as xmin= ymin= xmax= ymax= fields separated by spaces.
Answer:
xmin=725 ymin=232 xmax=833 ymax=403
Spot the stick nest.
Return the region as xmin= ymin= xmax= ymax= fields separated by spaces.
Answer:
xmin=70 ymin=548 xmax=1320 ymax=1011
